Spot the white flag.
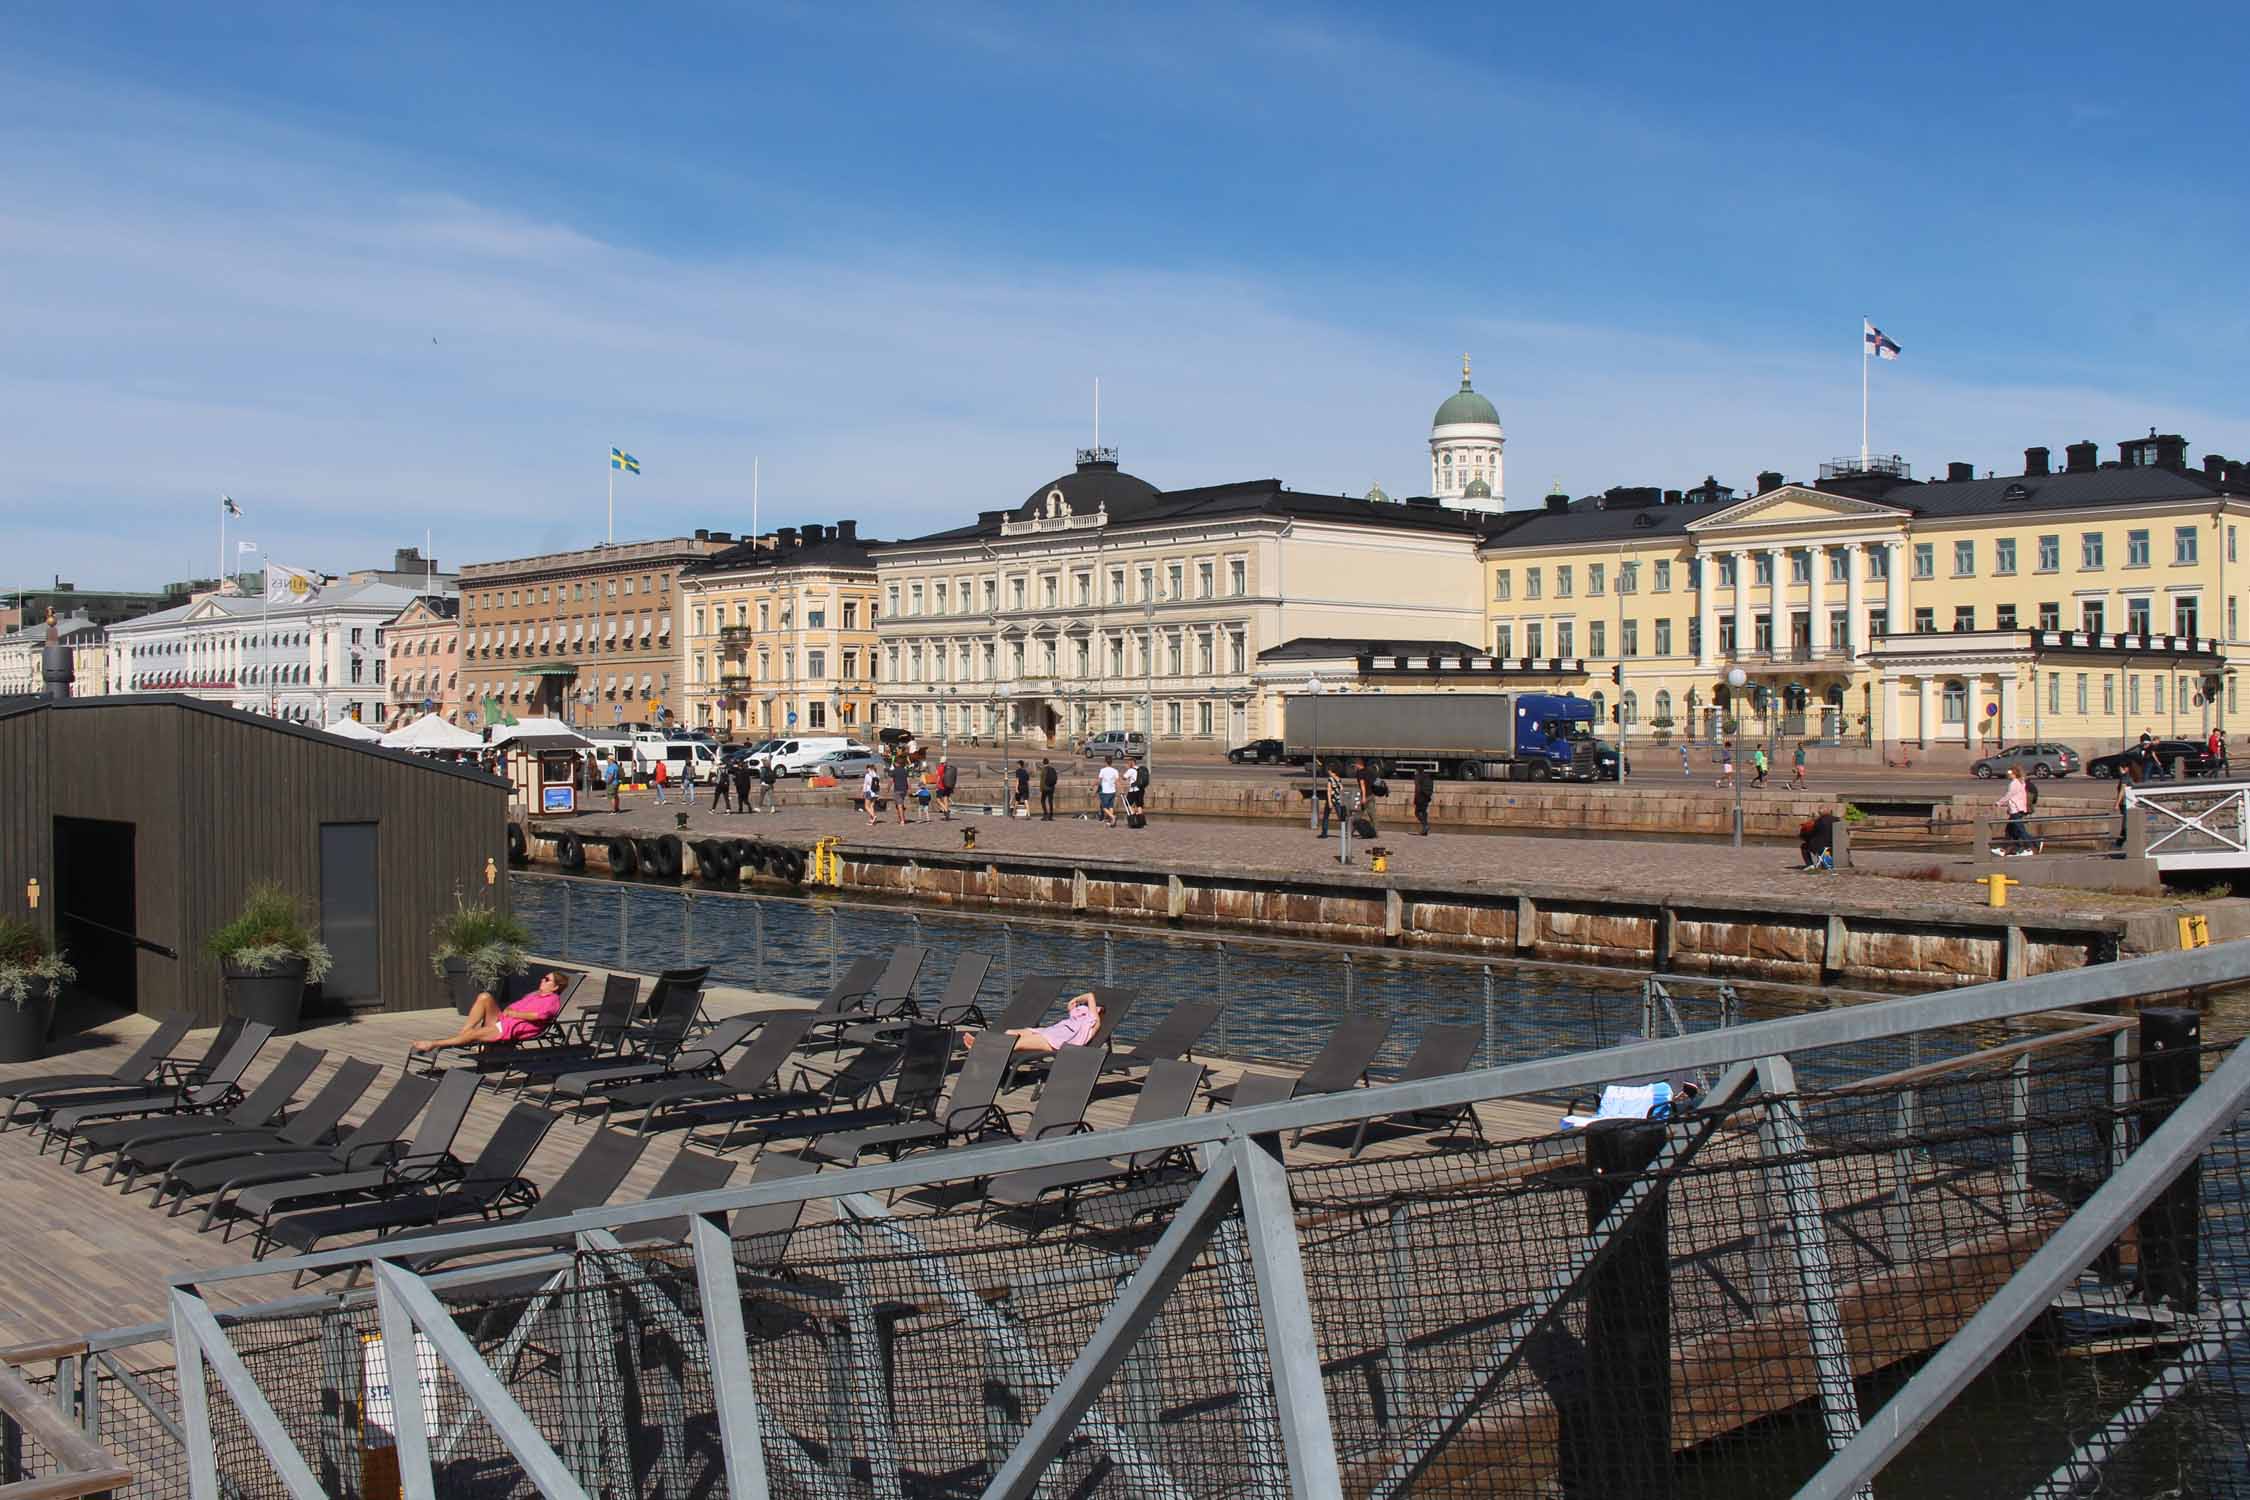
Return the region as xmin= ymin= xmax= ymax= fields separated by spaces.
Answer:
xmin=265 ymin=563 xmax=324 ymax=603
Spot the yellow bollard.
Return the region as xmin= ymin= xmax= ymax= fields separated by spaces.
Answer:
xmin=1980 ymin=872 xmax=2019 ymax=908
xmin=2179 ymin=912 xmax=2211 ymax=949
xmin=1369 ymin=847 xmax=1390 ymax=873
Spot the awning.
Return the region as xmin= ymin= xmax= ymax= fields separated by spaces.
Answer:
xmin=524 ymin=663 xmax=580 ymax=677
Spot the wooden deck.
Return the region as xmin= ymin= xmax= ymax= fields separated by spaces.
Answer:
xmin=0 ymin=983 xmax=1563 ymax=1357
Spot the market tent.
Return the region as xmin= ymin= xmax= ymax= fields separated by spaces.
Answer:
xmin=380 ymin=713 xmax=484 ymax=752
xmin=487 ymin=718 xmax=592 ymax=749
xmin=323 ymin=717 xmax=383 ymax=742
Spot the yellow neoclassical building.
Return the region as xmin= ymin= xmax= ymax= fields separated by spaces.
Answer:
xmin=1480 ymin=435 xmax=2250 ymax=758
xmin=677 ymin=522 xmax=882 ymax=738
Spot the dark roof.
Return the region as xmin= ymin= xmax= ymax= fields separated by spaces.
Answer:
xmin=890 ymin=457 xmax=1484 ymax=548
xmin=687 ymin=529 xmax=881 ymax=576
xmin=1479 ymin=462 xmax=2247 ymax=552
xmin=1258 ymin=636 xmax=1485 ymax=661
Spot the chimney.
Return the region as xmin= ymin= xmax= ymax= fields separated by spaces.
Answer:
xmin=1946 ymin=461 xmax=1974 ymax=483
xmin=2205 ymin=454 xmax=2226 ymax=480
xmin=1662 ymin=489 xmax=1682 ymax=505
xmin=40 ymin=610 xmax=72 ymax=701
xmin=774 ymin=526 xmax=799 ymax=549
xmin=1756 ymin=470 xmax=1785 ymax=495
xmin=1544 ymin=491 xmax=1570 ymax=513
xmin=2024 ymin=446 xmax=2050 ymax=476
xmin=2064 ymin=441 xmax=2099 ymax=474
xmin=836 ymin=519 xmax=858 ymax=542
xmin=2154 ymin=434 xmax=2188 ymax=470
xmin=694 ymin=528 xmax=709 ymax=541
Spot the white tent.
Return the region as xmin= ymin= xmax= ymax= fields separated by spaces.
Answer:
xmin=323 ymin=717 xmax=383 ymax=742
xmin=487 ymin=718 xmax=593 ymax=749
xmin=380 ymin=713 xmax=484 ymax=752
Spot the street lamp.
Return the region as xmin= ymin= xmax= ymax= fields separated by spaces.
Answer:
xmin=1727 ymin=666 xmax=1748 ymax=848
xmin=1304 ymin=674 xmax=1325 ymax=833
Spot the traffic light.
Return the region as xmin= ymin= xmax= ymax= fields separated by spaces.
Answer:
xmin=1611 ymin=706 xmax=1621 ymax=723
xmin=1610 ymin=665 xmax=1623 ymax=686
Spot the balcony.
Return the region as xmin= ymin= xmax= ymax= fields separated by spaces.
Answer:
xmin=718 ymin=672 xmax=751 ymax=692
xmin=719 ymin=625 xmax=752 ymax=648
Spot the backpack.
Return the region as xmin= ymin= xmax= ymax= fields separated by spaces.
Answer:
xmin=2025 ymin=779 xmax=2040 ymax=811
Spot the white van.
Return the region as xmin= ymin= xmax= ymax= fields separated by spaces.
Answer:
xmin=630 ymin=731 xmax=718 ymax=780
xmin=758 ymin=736 xmax=866 ymax=776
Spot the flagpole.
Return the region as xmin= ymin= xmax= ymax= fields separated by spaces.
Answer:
xmin=1860 ymin=318 xmax=1870 ymax=469
xmin=753 ymin=458 xmax=760 ymax=545
xmin=259 ymin=551 xmax=273 ymax=717
xmin=607 ymin=451 xmax=615 ymax=548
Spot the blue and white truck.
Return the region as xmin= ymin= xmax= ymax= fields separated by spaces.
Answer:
xmin=1280 ymin=690 xmax=1621 ymax=781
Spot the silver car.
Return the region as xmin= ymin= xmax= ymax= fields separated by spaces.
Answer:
xmin=809 ymin=747 xmax=883 ymax=780
xmin=1970 ymin=742 xmax=2080 ymax=779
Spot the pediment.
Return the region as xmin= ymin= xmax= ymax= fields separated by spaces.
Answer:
xmin=182 ymin=597 xmax=234 ymax=622
xmin=1685 ymin=485 xmax=1911 ymax=533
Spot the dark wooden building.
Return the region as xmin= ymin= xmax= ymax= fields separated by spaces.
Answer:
xmin=0 ymin=696 xmax=508 ymax=1025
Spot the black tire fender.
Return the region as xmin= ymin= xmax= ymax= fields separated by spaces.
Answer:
xmin=605 ymin=836 xmax=639 ymax=877
xmin=555 ymin=832 xmax=586 ymax=871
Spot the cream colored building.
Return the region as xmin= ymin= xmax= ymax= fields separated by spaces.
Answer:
xmin=1480 ymin=436 xmax=2250 ymax=757
xmin=873 ymin=450 xmax=1487 ymax=748
xmin=677 ymin=522 xmax=881 ymax=738
xmin=0 ymin=614 xmax=108 ymax=696
xmin=381 ymin=596 xmax=461 ymax=727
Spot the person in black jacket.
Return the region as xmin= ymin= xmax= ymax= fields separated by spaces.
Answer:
xmin=730 ymin=757 xmax=753 ymax=814
xmin=1412 ymin=767 xmax=1435 ymax=836
xmin=1038 ymin=757 xmax=1058 ymax=819
xmin=1013 ymin=759 xmax=1031 ymax=814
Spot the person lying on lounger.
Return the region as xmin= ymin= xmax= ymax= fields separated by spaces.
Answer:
xmin=963 ymin=992 xmax=1102 ymax=1054
xmin=411 ymin=971 xmax=568 ymax=1054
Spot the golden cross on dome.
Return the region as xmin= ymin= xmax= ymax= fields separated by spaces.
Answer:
xmin=1462 ymin=352 xmax=1472 ymax=385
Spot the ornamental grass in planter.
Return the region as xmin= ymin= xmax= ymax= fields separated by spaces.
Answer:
xmin=205 ymin=883 xmax=333 ymax=1034
xmin=430 ymin=896 xmax=531 ymax=1013
xmin=0 ymin=916 xmax=75 ymax=1064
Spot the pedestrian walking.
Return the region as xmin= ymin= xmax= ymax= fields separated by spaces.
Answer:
xmin=710 ymin=758 xmax=734 ymax=812
xmin=1997 ymin=765 xmax=2031 ymax=856
xmin=1014 ymin=759 xmax=1031 ymax=816
xmin=890 ymin=755 xmax=911 ymax=825
xmin=604 ymin=755 xmax=623 ymax=813
xmin=915 ymin=771 xmax=933 ymax=821
xmin=1038 ymin=757 xmax=1057 ymax=819
xmin=1317 ymin=761 xmax=1344 ymax=838
xmin=758 ymin=756 xmax=779 ymax=813
xmin=652 ymin=758 xmax=669 ymax=804
xmin=862 ymin=764 xmax=883 ymax=827
xmin=1789 ymin=742 xmax=1807 ymax=790
xmin=1716 ymin=741 xmax=1735 ymax=789
xmin=2114 ymin=761 xmax=2140 ymax=848
xmin=1751 ymin=746 xmax=1769 ymax=788
xmin=1123 ymin=755 xmax=1147 ymax=828
xmin=936 ymin=755 xmax=957 ymax=820
xmin=1412 ymin=766 xmax=1434 ymax=836
xmin=730 ymin=757 xmax=753 ymax=814
xmin=1097 ymin=756 xmax=1120 ymax=827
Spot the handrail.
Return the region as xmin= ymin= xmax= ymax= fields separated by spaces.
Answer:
xmin=1851 ymin=1016 xmax=2136 ymax=1094
xmin=0 ymin=1362 xmax=130 ymax=1500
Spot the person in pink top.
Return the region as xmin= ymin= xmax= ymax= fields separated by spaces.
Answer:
xmin=963 ymin=992 xmax=1103 ymax=1054
xmin=1995 ymin=765 xmax=2033 ymax=856
xmin=412 ymin=971 xmax=568 ymax=1053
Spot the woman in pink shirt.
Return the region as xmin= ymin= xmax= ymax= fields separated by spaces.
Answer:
xmin=412 ymin=971 xmax=568 ymax=1053
xmin=1995 ymin=766 xmax=2032 ymax=856
xmin=964 ymin=992 xmax=1103 ymax=1054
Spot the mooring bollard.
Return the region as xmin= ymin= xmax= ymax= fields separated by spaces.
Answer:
xmin=2137 ymin=1006 xmax=2202 ymax=1311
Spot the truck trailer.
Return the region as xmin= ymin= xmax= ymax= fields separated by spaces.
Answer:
xmin=1280 ymin=691 xmax=1620 ymax=781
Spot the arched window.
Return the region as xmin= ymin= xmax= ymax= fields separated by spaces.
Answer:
xmin=1621 ymin=691 xmax=1639 ymax=725
xmin=1941 ymin=679 xmax=1968 ymax=724
xmin=1654 ymin=689 xmax=1673 ymax=724
xmin=1590 ymin=690 xmax=1607 ymax=723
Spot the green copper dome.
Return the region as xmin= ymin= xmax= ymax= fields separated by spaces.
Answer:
xmin=1434 ymin=381 xmax=1500 ymax=429
xmin=1463 ymin=476 xmax=1493 ymax=499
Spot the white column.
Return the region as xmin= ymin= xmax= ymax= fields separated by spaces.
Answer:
xmin=1696 ymin=552 xmax=1717 ymax=668
xmin=1881 ymin=674 xmax=1901 ymax=752
xmin=1884 ymin=540 xmax=1905 ymax=637
xmin=1766 ymin=547 xmax=1787 ymax=659
xmin=1807 ymin=544 xmax=1827 ymax=659
xmin=1843 ymin=542 xmax=1865 ymax=657
xmin=1731 ymin=550 xmax=1751 ymax=661
xmin=1916 ymin=675 xmax=1935 ymax=748
xmin=1999 ymin=671 xmax=2021 ymax=740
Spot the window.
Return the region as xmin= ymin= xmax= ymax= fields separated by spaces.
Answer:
xmin=1229 ymin=559 xmax=1246 ymax=596
xmin=1555 ymin=621 xmax=1575 ymax=657
xmin=1107 ymin=638 xmax=1124 ymax=675
xmin=1653 ymin=618 xmax=1672 ymax=655
xmin=1495 ymin=571 xmax=1512 ymax=601
xmin=1996 ymin=604 xmax=2017 ymax=629
xmin=1525 ymin=622 xmax=1544 ymax=658
xmin=2177 ymin=597 xmax=2201 ymax=637
xmin=1912 ymin=543 xmax=1935 ymax=579
xmin=1913 ymin=607 xmax=1935 ymax=633
xmin=1619 ymin=562 xmax=1638 ymax=594
xmin=2127 ymin=529 xmax=2151 ymax=567
xmin=1167 ymin=564 xmax=1183 ymax=600
xmin=1755 ymin=553 xmax=1775 ymax=586
xmin=2232 ymin=527 xmax=2240 ymax=564
xmin=1828 ymin=550 xmax=1848 ymax=583
xmin=2127 ymin=597 xmax=2152 ymax=634
xmin=1867 ymin=548 xmax=1889 ymax=580
xmin=1588 ymin=563 xmax=1605 ymax=596
xmin=1790 ymin=551 xmax=1810 ymax=585
xmin=1494 ymin=623 xmax=1513 ymax=658
xmin=1198 ymin=701 xmax=1213 ymax=736
xmin=1010 ymin=578 xmax=1025 ymax=610
xmin=1754 ymin=613 xmax=1773 ymax=651
xmin=805 ymin=607 xmax=825 ymax=628
xmin=2234 ymin=676 xmax=2242 ymax=716
xmin=1621 ymin=691 xmax=1638 ymax=726
xmin=982 ymin=578 xmax=997 ymax=611
xmin=1941 ymin=680 xmax=1967 ymax=724
xmin=806 ymin=701 xmax=826 ymax=729
xmin=2103 ymin=674 xmax=2115 ymax=714
xmin=2034 ymin=534 xmax=2060 ymax=573
xmin=2233 ymin=597 xmax=2241 ymax=640
xmin=1994 ymin=538 xmax=2017 ymax=575
xmin=1953 ymin=605 xmax=1976 ymax=632
xmin=1074 ymin=573 xmax=1091 ymax=606
xmin=2083 ymin=600 xmax=2106 ymax=633
xmin=841 ymin=649 xmax=857 ymax=680
xmin=1952 ymin=540 xmax=1975 ymax=576
xmin=1229 ymin=632 xmax=1246 ymax=673
xmin=1716 ymin=617 xmax=1735 ymax=653
xmin=842 ymin=601 xmax=858 ymax=629
xmin=2077 ymin=673 xmax=2088 ymax=714
xmin=1525 ymin=568 xmax=1542 ymax=600
xmin=1556 ymin=566 xmax=1574 ymax=598
xmin=806 ymin=649 xmax=826 ymax=677
xmin=1588 ymin=621 xmax=1607 ymax=658
xmin=1654 ymin=560 xmax=1672 ymax=592
xmin=1654 ymin=689 xmax=1673 ymax=723
xmin=1197 ymin=561 xmax=1214 ymax=598
xmin=1829 ymin=609 xmax=1849 ymax=649
xmin=1622 ymin=620 xmax=1640 ymax=656
xmin=1167 ymin=701 xmax=1183 ymax=736
xmin=2083 ymin=532 xmax=2105 ymax=569
xmin=1138 ymin=566 xmax=1154 ymax=602
xmin=1718 ymin=556 xmax=1737 ymax=587
xmin=2176 ymin=526 xmax=2200 ymax=565
xmin=886 ymin=585 xmax=900 ymax=617
xmin=2129 ymin=675 xmax=2142 ymax=714
xmin=1109 ymin=568 xmax=1126 ymax=604
xmin=623 ymin=577 xmax=635 ymax=597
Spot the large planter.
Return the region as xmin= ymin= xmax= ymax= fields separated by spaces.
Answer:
xmin=0 ymin=979 xmax=57 ymax=1064
xmin=442 ymin=957 xmax=479 ymax=1014
xmin=222 ymin=956 xmax=309 ymax=1035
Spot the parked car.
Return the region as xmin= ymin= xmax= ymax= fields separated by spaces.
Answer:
xmin=2087 ymin=740 xmax=2224 ymax=779
xmin=758 ymin=736 xmax=869 ymax=776
xmin=1080 ymin=729 xmax=1150 ymax=759
xmin=1970 ymin=743 xmax=2080 ymax=779
xmin=806 ymin=746 xmax=884 ymax=781
xmin=1227 ymin=737 xmax=1285 ymax=764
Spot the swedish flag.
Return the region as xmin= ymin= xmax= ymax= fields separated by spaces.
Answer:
xmin=611 ymin=447 xmax=641 ymax=475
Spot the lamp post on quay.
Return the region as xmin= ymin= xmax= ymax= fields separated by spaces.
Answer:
xmin=1727 ymin=665 xmax=1748 ymax=848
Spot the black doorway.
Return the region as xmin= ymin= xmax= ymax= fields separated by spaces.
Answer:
xmin=53 ymin=816 xmax=137 ymax=1018
xmin=319 ymin=822 xmax=381 ymax=1005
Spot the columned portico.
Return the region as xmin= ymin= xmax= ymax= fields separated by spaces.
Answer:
xmin=1917 ymin=676 xmax=1935 ymax=749
xmin=1806 ymin=544 xmax=1827 ymax=655
xmin=1764 ymin=547 xmax=1785 ymax=653
xmin=1731 ymin=549 xmax=1751 ymax=658
xmin=1843 ymin=542 xmax=1865 ymax=656
xmin=1697 ymin=563 xmax=1717 ymax=668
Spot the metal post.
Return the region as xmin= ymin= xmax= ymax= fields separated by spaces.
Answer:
xmin=828 ymin=906 xmax=838 ymax=988
xmin=1228 ymin=1134 xmax=1345 ymax=1498
xmin=617 ymin=892 xmax=629 ymax=969
xmin=689 ymin=1210 xmax=773 ymax=1500
xmin=1103 ymin=930 xmax=1115 ymax=984
xmin=1343 ymin=951 xmax=1355 ymax=1011
xmin=683 ymin=890 xmax=694 ymax=967
xmin=2137 ymin=1006 xmax=2202 ymax=1310
xmin=2109 ymin=1024 xmax=2134 ymax=1177
xmin=1483 ymin=965 xmax=1496 ymax=1067
xmin=371 ymin=1267 xmax=437 ymax=1500
xmin=1003 ymin=921 xmax=1014 ymax=994
xmin=755 ymin=901 xmax=768 ymax=990
xmin=1755 ymin=1055 xmax=1865 ymax=1467
xmin=2006 ymin=1053 xmax=2031 ymax=1224
xmin=1565 ymin=1121 xmax=1671 ymax=1499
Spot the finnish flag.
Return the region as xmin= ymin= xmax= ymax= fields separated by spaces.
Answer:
xmin=1864 ymin=320 xmax=1901 ymax=360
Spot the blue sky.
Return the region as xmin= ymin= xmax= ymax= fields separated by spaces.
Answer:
xmin=4 ymin=1 xmax=2243 ymax=586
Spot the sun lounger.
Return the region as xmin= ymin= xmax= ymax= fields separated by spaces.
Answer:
xmin=984 ymin=1058 xmax=1207 ymax=1230
xmin=915 ymin=952 xmax=994 ymax=1027
xmin=160 ymin=1068 xmax=439 ymax=1222
xmin=503 ymin=982 xmax=703 ymax=1092
xmin=1098 ymin=1000 xmax=1224 ymax=1078
xmin=595 ymin=1011 xmax=821 ymax=1134
xmin=678 ymin=1042 xmax=909 ymax=1154
xmin=114 ymin=1057 xmax=379 ymax=1194
xmin=1076 ymin=1072 xmax=1296 ymax=1234
xmin=38 ymin=1022 xmax=276 ymax=1156
xmin=806 ymin=1025 xmax=1019 ymax=1166
xmin=0 ymin=1015 xmax=193 ymax=1130
xmin=714 ymin=1025 xmax=957 ymax=1158
xmin=1004 ymin=987 xmax=1138 ymax=1089
xmin=66 ymin=1042 xmax=324 ymax=1175
xmin=377 ymin=1127 xmax=648 ymax=1265
xmin=405 ymin=969 xmax=594 ymax=1075
xmin=215 ymin=1069 xmax=481 ymax=1241
xmin=1302 ymin=1022 xmax=1486 ymax=1156
xmin=544 ymin=1011 xmax=768 ymax=1110
xmin=1203 ymin=1013 xmax=1391 ymax=1109
xmin=11 ymin=1018 xmax=243 ymax=1131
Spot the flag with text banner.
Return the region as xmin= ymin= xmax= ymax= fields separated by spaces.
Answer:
xmin=264 ymin=563 xmax=324 ymax=603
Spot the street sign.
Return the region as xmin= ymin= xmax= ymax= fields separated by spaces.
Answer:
xmin=787 ymin=710 xmax=798 ymax=726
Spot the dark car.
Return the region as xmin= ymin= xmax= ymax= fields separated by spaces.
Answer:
xmin=2087 ymin=740 xmax=2225 ymax=780
xmin=1970 ymin=743 xmax=2080 ymax=779
xmin=1227 ymin=737 xmax=1285 ymax=764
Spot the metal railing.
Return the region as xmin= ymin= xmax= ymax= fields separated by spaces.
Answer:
xmin=2126 ymin=779 xmax=2250 ymax=870
xmin=96 ymin=941 xmax=2250 ymax=1497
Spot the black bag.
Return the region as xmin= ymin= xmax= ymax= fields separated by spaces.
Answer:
xmin=1127 ymin=810 xmax=1147 ymax=829
xmin=1352 ymin=815 xmax=1378 ymax=840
